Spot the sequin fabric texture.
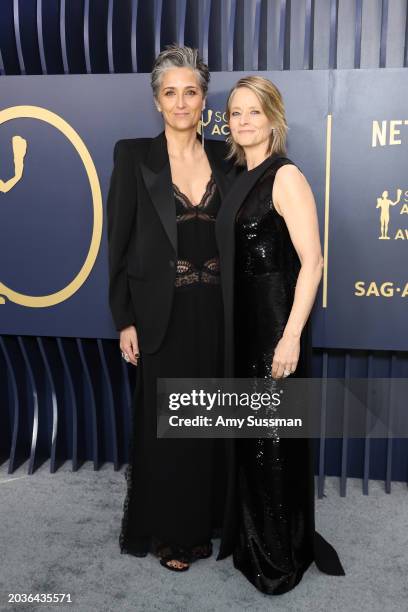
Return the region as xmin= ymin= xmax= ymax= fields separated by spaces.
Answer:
xmin=233 ymin=158 xmax=315 ymax=594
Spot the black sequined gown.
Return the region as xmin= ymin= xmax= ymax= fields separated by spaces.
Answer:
xmin=233 ymin=155 xmax=345 ymax=594
xmin=119 ymin=176 xmax=227 ymax=559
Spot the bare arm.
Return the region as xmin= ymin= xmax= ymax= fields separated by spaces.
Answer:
xmin=270 ymin=164 xmax=323 ymax=378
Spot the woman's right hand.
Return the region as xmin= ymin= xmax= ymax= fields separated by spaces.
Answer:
xmin=119 ymin=325 xmax=140 ymax=366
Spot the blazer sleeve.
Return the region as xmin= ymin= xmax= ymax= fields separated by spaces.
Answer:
xmin=106 ymin=140 xmax=137 ymax=332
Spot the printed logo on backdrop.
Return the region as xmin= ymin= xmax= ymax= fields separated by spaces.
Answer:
xmin=373 ymin=119 xmax=408 ymax=242
xmin=198 ymin=109 xmax=230 ymax=137
xmin=352 ymin=119 xmax=408 ymax=302
xmin=376 ymin=188 xmax=407 ymax=241
xmin=0 ymin=105 xmax=102 ymax=309
xmin=354 ymin=186 xmax=408 ymax=300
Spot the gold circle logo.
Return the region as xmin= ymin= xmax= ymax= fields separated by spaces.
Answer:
xmin=0 ymin=105 xmax=102 ymax=307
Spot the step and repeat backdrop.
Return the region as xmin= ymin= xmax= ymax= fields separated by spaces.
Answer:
xmin=0 ymin=69 xmax=406 ymax=350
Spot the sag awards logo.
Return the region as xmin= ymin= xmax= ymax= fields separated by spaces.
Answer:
xmin=198 ymin=109 xmax=230 ymax=137
xmin=376 ymin=188 xmax=408 ymax=240
xmin=354 ymin=186 xmax=408 ymax=298
xmin=0 ymin=105 xmax=102 ymax=309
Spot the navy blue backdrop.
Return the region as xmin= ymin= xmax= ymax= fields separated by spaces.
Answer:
xmin=1 ymin=69 xmax=407 ymax=350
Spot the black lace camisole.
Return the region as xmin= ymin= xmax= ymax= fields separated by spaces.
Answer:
xmin=172 ymin=175 xmax=221 ymax=289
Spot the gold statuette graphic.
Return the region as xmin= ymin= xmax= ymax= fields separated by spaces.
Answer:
xmin=0 ymin=105 xmax=102 ymax=308
xmin=376 ymin=189 xmax=402 ymax=239
xmin=197 ymin=109 xmax=213 ymax=134
xmin=0 ymin=135 xmax=27 ymax=193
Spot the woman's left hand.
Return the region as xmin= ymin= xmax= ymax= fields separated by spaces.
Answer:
xmin=271 ymin=333 xmax=300 ymax=379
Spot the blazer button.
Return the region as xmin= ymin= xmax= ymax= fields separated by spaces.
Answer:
xmin=169 ymin=259 xmax=175 ymax=268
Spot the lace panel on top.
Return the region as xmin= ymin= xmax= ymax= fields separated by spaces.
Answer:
xmin=173 ymin=176 xmax=220 ymax=288
xmin=175 ymin=257 xmax=220 ymax=288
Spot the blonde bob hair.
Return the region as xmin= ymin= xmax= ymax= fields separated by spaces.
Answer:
xmin=225 ymin=76 xmax=288 ymax=166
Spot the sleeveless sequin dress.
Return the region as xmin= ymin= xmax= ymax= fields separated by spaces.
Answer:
xmin=118 ymin=175 xmax=227 ymax=559
xmin=232 ymin=155 xmax=345 ymax=594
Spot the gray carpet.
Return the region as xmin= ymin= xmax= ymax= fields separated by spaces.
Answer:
xmin=0 ymin=460 xmax=407 ymax=612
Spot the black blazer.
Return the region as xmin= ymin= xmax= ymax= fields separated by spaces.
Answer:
xmin=106 ymin=131 xmax=238 ymax=353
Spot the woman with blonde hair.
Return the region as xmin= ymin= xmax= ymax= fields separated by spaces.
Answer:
xmin=216 ymin=76 xmax=345 ymax=594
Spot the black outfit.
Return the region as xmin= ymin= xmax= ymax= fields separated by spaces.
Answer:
xmin=119 ymin=176 xmax=228 ymax=557
xmin=107 ymin=132 xmax=236 ymax=352
xmin=216 ymin=154 xmax=345 ymax=594
xmin=106 ymin=132 xmax=238 ymax=560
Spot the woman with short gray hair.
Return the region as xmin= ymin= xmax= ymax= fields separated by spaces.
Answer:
xmin=107 ymin=45 xmax=238 ymax=571
xmin=150 ymin=45 xmax=210 ymax=100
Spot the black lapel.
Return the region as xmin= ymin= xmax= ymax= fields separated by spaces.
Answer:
xmin=214 ymin=153 xmax=283 ymax=376
xmin=140 ymin=131 xmax=177 ymax=254
xmin=140 ymin=132 xmax=240 ymax=256
xmin=215 ymin=153 xmax=282 ymax=250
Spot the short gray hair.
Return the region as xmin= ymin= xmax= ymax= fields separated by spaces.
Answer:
xmin=151 ymin=44 xmax=210 ymax=99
